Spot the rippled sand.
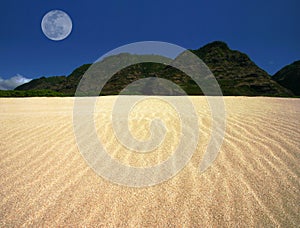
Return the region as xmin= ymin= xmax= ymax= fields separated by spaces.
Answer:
xmin=0 ymin=96 xmax=299 ymax=226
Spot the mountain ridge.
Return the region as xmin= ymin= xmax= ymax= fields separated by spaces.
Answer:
xmin=13 ymin=41 xmax=296 ymax=97
xmin=272 ymin=60 xmax=300 ymax=96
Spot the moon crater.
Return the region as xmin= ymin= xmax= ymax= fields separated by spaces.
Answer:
xmin=41 ymin=10 xmax=72 ymax=41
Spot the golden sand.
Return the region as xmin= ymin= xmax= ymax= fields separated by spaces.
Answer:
xmin=0 ymin=96 xmax=299 ymax=226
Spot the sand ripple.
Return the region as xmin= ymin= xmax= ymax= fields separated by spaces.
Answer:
xmin=0 ymin=97 xmax=299 ymax=226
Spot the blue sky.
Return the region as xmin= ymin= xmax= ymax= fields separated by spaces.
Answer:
xmin=0 ymin=0 xmax=299 ymax=88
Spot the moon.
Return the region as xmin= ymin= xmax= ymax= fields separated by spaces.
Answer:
xmin=41 ymin=10 xmax=72 ymax=41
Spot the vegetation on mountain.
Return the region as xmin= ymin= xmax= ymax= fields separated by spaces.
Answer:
xmin=0 ymin=89 xmax=66 ymax=97
xmin=5 ymin=41 xmax=296 ymax=97
xmin=272 ymin=60 xmax=300 ymax=96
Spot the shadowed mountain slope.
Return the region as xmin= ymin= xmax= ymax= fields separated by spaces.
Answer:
xmin=14 ymin=41 xmax=294 ymax=97
xmin=272 ymin=60 xmax=300 ymax=96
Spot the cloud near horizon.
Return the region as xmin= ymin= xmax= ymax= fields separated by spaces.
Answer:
xmin=0 ymin=74 xmax=32 ymax=90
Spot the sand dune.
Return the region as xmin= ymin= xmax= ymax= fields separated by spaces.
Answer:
xmin=0 ymin=96 xmax=299 ymax=226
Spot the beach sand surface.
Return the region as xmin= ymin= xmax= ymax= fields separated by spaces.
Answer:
xmin=0 ymin=96 xmax=299 ymax=227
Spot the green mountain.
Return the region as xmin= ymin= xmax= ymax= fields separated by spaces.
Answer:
xmin=272 ymin=60 xmax=300 ymax=96
xmin=15 ymin=64 xmax=91 ymax=96
xmin=14 ymin=41 xmax=294 ymax=97
xmin=189 ymin=41 xmax=293 ymax=96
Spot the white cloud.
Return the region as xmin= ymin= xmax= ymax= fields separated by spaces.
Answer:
xmin=0 ymin=74 xmax=32 ymax=90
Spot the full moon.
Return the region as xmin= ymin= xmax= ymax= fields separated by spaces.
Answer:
xmin=41 ymin=10 xmax=72 ymax=41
